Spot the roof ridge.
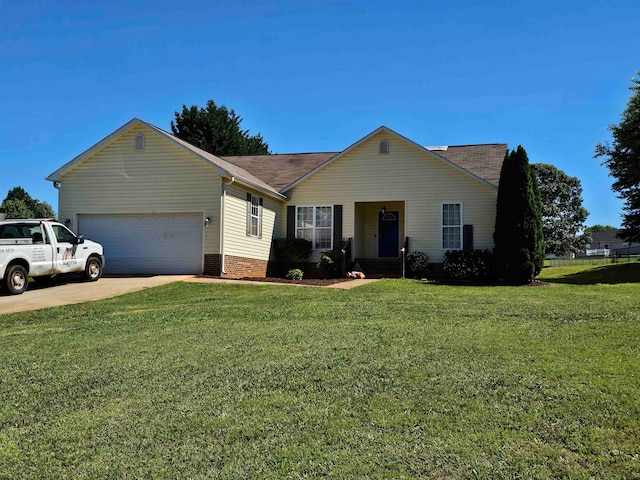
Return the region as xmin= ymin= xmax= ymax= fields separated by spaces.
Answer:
xmin=443 ymin=143 xmax=508 ymax=147
xmin=222 ymin=151 xmax=340 ymax=157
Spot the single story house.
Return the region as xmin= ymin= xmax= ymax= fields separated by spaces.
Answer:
xmin=46 ymin=118 xmax=506 ymax=277
xmin=585 ymin=229 xmax=640 ymax=257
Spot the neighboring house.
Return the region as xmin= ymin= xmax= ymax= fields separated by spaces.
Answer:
xmin=46 ymin=118 xmax=506 ymax=277
xmin=586 ymin=229 xmax=640 ymax=257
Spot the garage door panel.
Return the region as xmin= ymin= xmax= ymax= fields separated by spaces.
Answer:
xmin=78 ymin=214 xmax=203 ymax=275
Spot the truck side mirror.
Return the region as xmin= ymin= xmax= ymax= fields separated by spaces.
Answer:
xmin=75 ymin=235 xmax=85 ymax=245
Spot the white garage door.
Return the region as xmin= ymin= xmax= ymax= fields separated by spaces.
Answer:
xmin=77 ymin=214 xmax=204 ymax=275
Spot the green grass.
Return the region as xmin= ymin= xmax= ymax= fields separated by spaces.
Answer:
xmin=1 ymin=267 xmax=639 ymax=478
xmin=539 ymin=262 xmax=640 ymax=284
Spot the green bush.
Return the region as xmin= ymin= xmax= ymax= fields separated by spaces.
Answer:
xmin=316 ymin=248 xmax=344 ymax=278
xmin=272 ymin=238 xmax=312 ymax=275
xmin=285 ymin=268 xmax=304 ymax=280
xmin=444 ymin=249 xmax=493 ymax=282
xmin=406 ymin=252 xmax=429 ymax=278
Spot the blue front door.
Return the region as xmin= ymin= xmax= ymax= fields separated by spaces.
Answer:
xmin=378 ymin=211 xmax=399 ymax=257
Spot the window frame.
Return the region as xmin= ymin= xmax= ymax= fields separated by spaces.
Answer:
xmin=296 ymin=205 xmax=333 ymax=250
xmin=441 ymin=202 xmax=463 ymax=250
xmin=247 ymin=193 xmax=262 ymax=238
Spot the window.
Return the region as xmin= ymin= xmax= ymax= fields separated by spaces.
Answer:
xmin=296 ymin=206 xmax=333 ymax=249
xmin=134 ymin=134 xmax=145 ymax=150
xmin=247 ymin=193 xmax=262 ymax=237
xmin=379 ymin=139 xmax=389 ymax=154
xmin=51 ymin=224 xmax=77 ymax=243
xmin=442 ymin=203 xmax=462 ymax=249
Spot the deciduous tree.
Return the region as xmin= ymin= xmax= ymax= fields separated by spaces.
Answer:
xmin=532 ymin=163 xmax=589 ymax=256
xmin=584 ymin=224 xmax=617 ymax=234
xmin=171 ymin=100 xmax=270 ymax=156
xmin=595 ymin=73 xmax=640 ymax=242
xmin=1 ymin=187 xmax=55 ymax=219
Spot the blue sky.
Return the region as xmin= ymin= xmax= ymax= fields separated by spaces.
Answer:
xmin=1 ymin=0 xmax=638 ymax=227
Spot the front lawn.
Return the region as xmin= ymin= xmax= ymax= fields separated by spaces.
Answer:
xmin=1 ymin=267 xmax=639 ymax=478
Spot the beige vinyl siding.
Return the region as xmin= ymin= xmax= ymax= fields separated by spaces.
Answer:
xmin=284 ymin=131 xmax=497 ymax=263
xmin=58 ymin=124 xmax=221 ymax=255
xmin=223 ymin=183 xmax=278 ymax=261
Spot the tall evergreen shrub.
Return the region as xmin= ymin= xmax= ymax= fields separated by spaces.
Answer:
xmin=493 ymin=146 xmax=544 ymax=283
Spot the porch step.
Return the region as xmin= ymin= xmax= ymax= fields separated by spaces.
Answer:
xmin=354 ymin=258 xmax=402 ymax=278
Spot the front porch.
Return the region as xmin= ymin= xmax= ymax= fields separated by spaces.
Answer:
xmin=351 ymin=201 xmax=407 ymax=277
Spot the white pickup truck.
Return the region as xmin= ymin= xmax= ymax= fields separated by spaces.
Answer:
xmin=0 ymin=219 xmax=105 ymax=295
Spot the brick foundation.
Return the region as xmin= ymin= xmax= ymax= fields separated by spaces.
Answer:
xmin=204 ymin=254 xmax=268 ymax=278
xmin=204 ymin=254 xmax=222 ymax=276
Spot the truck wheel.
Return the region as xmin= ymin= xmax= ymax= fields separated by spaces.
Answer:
xmin=4 ymin=265 xmax=29 ymax=295
xmin=84 ymin=256 xmax=103 ymax=282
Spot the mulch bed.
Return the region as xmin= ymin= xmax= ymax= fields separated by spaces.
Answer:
xmin=240 ymin=277 xmax=352 ymax=286
xmin=426 ymin=278 xmax=549 ymax=287
xmin=197 ymin=275 xmax=547 ymax=287
xmin=197 ymin=275 xmax=351 ymax=286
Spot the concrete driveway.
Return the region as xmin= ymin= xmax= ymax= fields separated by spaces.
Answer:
xmin=0 ymin=275 xmax=192 ymax=315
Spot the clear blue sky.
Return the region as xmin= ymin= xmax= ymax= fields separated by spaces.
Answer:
xmin=1 ymin=0 xmax=638 ymax=227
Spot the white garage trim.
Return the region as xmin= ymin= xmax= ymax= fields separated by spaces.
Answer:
xmin=77 ymin=213 xmax=205 ymax=275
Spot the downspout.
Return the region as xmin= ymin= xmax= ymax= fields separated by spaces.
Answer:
xmin=220 ymin=176 xmax=235 ymax=274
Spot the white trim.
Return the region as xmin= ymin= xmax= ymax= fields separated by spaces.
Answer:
xmin=283 ymin=126 xmax=498 ymax=192
xmin=247 ymin=193 xmax=262 ymax=238
xmin=295 ymin=205 xmax=334 ymax=250
xmin=441 ymin=202 xmax=463 ymax=250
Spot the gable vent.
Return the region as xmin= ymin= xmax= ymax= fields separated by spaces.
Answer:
xmin=379 ymin=139 xmax=389 ymax=154
xmin=134 ymin=134 xmax=145 ymax=150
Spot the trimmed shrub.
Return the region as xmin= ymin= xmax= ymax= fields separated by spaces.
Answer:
xmin=272 ymin=238 xmax=312 ymax=276
xmin=443 ymin=249 xmax=492 ymax=282
xmin=285 ymin=268 xmax=304 ymax=280
xmin=406 ymin=251 xmax=429 ymax=278
xmin=316 ymin=248 xmax=343 ymax=278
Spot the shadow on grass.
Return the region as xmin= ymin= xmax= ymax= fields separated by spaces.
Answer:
xmin=543 ymin=263 xmax=640 ymax=285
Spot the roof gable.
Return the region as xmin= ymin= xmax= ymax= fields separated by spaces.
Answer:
xmin=283 ymin=126 xmax=505 ymax=192
xmin=47 ymin=118 xmax=285 ymax=199
xmin=48 ymin=120 xmax=506 ymax=200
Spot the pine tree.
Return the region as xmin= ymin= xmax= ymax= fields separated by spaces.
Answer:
xmin=493 ymin=146 xmax=544 ymax=283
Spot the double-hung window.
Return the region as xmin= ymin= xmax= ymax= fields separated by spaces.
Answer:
xmin=247 ymin=193 xmax=262 ymax=238
xmin=442 ymin=202 xmax=462 ymax=249
xmin=296 ymin=206 xmax=333 ymax=250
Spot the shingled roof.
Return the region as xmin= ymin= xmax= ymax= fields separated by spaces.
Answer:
xmin=222 ymin=152 xmax=338 ymax=191
xmin=223 ymin=143 xmax=506 ymax=192
xmin=432 ymin=144 xmax=507 ymax=188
